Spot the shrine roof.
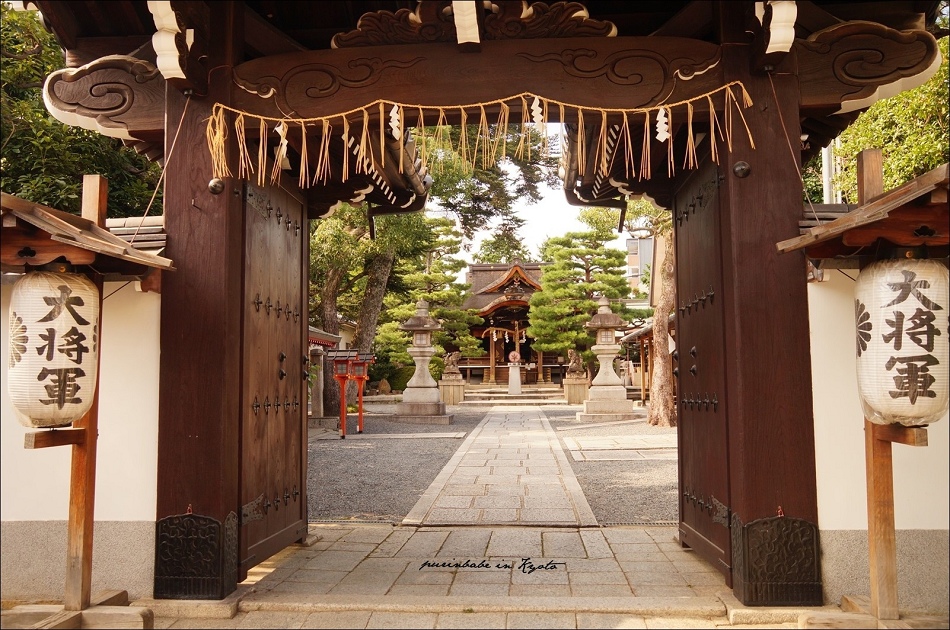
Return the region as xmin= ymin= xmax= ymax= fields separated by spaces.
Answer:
xmin=1 ymin=192 xmax=175 ymax=276
xmin=777 ymin=163 xmax=949 ymax=263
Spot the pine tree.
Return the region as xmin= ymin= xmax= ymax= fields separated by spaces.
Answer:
xmin=528 ymin=230 xmax=630 ymax=364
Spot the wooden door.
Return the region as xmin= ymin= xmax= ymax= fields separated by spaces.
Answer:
xmin=239 ymin=182 xmax=309 ymax=579
xmin=673 ymin=160 xmax=732 ymax=582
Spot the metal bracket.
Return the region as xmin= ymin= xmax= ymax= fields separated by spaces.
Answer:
xmin=711 ymin=495 xmax=730 ymax=527
xmin=240 ymin=493 xmax=266 ymax=525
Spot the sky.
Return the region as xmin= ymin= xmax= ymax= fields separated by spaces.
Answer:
xmin=447 ymin=182 xmax=627 ymax=268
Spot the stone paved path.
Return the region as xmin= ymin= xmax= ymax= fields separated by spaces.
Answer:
xmin=404 ymin=406 xmax=598 ymax=527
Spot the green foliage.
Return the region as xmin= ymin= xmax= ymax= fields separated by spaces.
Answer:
xmin=528 ymin=229 xmax=630 ymax=361
xmin=802 ymin=154 xmax=823 ymax=204
xmin=388 ymin=366 xmax=416 ymax=392
xmin=473 ymin=212 xmax=532 ymax=263
xmin=620 ymin=198 xmax=672 ymax=237
xmin=639 ymin=263 xmax=651 ymax=289
xmin=833 ymin=36 xmax=949 ymax=201
xmin=422 ymin=124 xmax=559 ymax=240
xmin=0 ymin=3 xmax=162 ymax=216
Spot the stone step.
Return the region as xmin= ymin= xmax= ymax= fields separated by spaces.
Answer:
xmin=458 ymin=398 xmax=569 ymax=406
xmin=464 ymin=392 xmax=564 ymax=400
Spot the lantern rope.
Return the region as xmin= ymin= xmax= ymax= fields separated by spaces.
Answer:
xmin=99 ymin=93 xmax=194 ymax=300
xmin=205 ymin=82 xmax=755 ymax=189
xmin=767 ymin=73 xmax=822 ymax=226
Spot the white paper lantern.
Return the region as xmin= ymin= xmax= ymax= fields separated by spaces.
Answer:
xmin=855 ymin=259 xmax=948 ymax=426
xmin=8 ymin=271 xmax=100 ymax=428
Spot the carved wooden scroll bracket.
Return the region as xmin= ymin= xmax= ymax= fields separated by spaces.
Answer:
xmin=43 ymin=55 xmax=166 ymax=142
xmin=796 ymin=21 xmax=939 ymax=113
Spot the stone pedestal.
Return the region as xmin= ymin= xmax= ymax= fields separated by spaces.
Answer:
xmin=439 ymin=374 xmax=465 ymax=405
xmin=508 ymin=363 xmax=522 ymax=395
xmin=563 ymin=375 xmax=589 ymax=404
xmin=577 ymin=341 xmax=636 ymax=422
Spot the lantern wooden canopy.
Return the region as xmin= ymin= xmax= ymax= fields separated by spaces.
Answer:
xmin=1 ymin=192 xmax=175 ymax=281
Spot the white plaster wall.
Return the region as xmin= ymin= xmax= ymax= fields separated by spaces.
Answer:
xmin=1 ymin=280 xmax=160 ymax=522
xmin=808 ymin=269 xmax=950 ymax=531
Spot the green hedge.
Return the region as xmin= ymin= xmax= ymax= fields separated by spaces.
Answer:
xmin=388 ymin=366 xmax=416 ymax=392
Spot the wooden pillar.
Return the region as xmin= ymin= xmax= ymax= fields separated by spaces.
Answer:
xmin=154 ymin=3 xmax=244 ymax=599
xmin=61 ymin=176 xmax=108 ymax=611
xmin=487 ymin=335 xmax=496 ymax=384
xmin=717 ymin=43 xmax=820 ymax=604
xmin=863 ymin=421 xmax=928 ymax=620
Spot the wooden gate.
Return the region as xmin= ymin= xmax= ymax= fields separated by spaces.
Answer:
xmin=673 ymin=159 xmax=732 ymax=583
xmin=239 ymin=182 xmax=309 ymax=578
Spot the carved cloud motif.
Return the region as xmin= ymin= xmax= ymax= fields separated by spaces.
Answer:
xmin=43 ymin=56 xmax=166 ymax=140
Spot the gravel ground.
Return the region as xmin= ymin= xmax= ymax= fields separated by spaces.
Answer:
xmin=308 ymin=401 xmax=679 ymax=525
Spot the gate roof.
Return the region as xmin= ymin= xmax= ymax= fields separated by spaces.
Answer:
xmin=33 ymin=1 xmax=944 ymax=215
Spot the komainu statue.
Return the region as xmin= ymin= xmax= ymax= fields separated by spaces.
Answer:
xmin=567 ymin=349 xmax=584 ymax=374
xmin=444 ymin=351 xmax=461 ymax=374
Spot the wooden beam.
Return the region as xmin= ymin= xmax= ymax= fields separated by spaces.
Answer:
xmin=24 ymin=429 xmax=86 ymax=450
xmin=232 ymin=37 xmax=725 ymax=121
xmin=243 ymin=4 xmax=307 ymax=56
xmin=0 ymin=226 xmax=98 ymax=268
xmin=871 ymin=422 xmax=928 ymax=448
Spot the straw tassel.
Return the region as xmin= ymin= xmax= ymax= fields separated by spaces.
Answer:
xmin=707 ymin=95 xmax=720 ymax=164
xmin=378 ymin=101 xmax=386 ymax=169
xmin=415 ymin=107 xmax=427 ymax=172
xmin=491 ymin=101 xmax=510 ymax=163
xmin=234 ymin=113 xmax=253 ymax=181
xmin=640 ymin=110 xmax=651 ymax=181
xmin=597 ymin=110 xmax=609 ymax=178
xmin=298 ymin=121 xmax=308 ymax=189
xmin=257 ymin=118 xmax=267 ymax=188
xmin=356 ymin=108 xmax=369 ymax=174
xmin=458 ymin=108 xmax=469 ymax=166
xmin=514 ymin=96 xmax=530 ymax=161
xmin=206 ymin=106 xmax=231 ymax=180
xmin=203 ymin=84 xmax=754 ymax=189
xmin=683 ymin=102 xmax=697 ymax=171
xmin=315 ymin=120 xmax=332 ymax=185
xmin=732 ymin=87 xmax=755 ymax=150
xmin=340 ymin=116 xmax=350 ymax=181
xmin=576 ymin=108 xmax=585 ymax=177
xmin=666 ymin=107 xmax=674 ymax=178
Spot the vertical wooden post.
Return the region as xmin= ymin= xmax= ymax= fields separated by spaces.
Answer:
xmin=864 ymin=420 xmax=928 ymax=620
xmin=64 ymin=175 xmax=108 ymax=611
xmin=488 ymin=336 xmax=496 ymax=384
xmin=864 ymin=419 xmax=898 ymax=620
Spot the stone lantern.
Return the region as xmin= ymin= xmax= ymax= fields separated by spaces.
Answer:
xmin=394 ymin=300 xmax=452 ymax=424
xmin=577 ymin=296 xmax=636 ymax=421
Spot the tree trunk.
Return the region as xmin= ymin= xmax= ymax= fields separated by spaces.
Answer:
xmin=320 ymin=268 xmax=344 ymax=416
xmin=649 ymin=234 xmax=677 ymax=427
xmin=348 ymin=248 xmax=395 ymax=400
xmin=354 ymin=249 xmax=394 ymax=352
